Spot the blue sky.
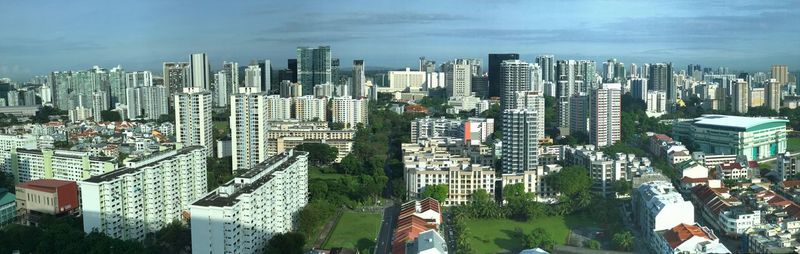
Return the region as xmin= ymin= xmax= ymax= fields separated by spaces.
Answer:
xmin=1 ymin=0 xmax=799 ymax=80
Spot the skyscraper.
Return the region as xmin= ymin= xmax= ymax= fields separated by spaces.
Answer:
xmin=244 ymin=65 xmax=261 ymax=89
xmin=772 ymin=65 xmax=789 ymax=85
xmin=443 ymin=59 xmax=480 ymax=98
xmin=515 ymin=91 xmax=545 ymax=141
xmin=231 ymin=87 xmax=269 ymax=173
xmin=419 ymin=57 xmax=437 ymax=73
xmin=222 ymin=61 xmax=239 ymax=88
xmin=163 ymin=62 xmax=190 ymax=96
xmin=174 ymin=87 xmax=213 ymax=157
xmin=569 ymin=94 xmax=589 ymax=135
xmin=108 ymin=66 xmax=126 ymax=106
xmin=190 ymin=53 xmax=210 ymax=90
xmin=765 ymin=78 xmax=781 ymax=112
xmin=287 ymin=59 xmax=298 ymax=83
xmin=648 ymin=63 xmax=674 ymax=104
xmin=500 ymin=60 xmax=534 ymax=110
xmin=488 ymin=53 xmax=519 ymax=98
xmin=213 ymin=72 xmax=228 ymax=107
xmin=258 ymin=60 xmax=272 ymax=93
xmin=297 ymin=46 xmax=332 ymax=95
xmin=352 ymin=60 xmax=365 ymax=98
xmin=589 ymin=83 xmax=621 ymax=148
xmin=556 ymin=60 xmax=583 ymax=130
xmin=732 ymin=79 xmax=749 ymax=114
xmin=502 ymin=108 xmax=539 ymax=173
xmin=630 ymin=78 xmax=648 ymax=101
xmin=535 ymin=55 xmax=556 ymax=83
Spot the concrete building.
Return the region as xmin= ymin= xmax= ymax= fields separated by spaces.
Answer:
xmin=673 ymin=115 xmax=788 ymax=160
xmin=125 ymin=85 xmax=168 ymax=120
xmin=766 ymin=78 xmax=781 ymax=112
xmin=14 ymin=149 xmax=117 ymax=183
xmin=502 ymin=108 xmax=540 ymax=173
xmin=352 ymin=60 xmax=366 ymax=98
xmin=163 ymin=62 xmax=190 ymax=97
xmin=732 ymin=78 xmax=749 ymax=114
xmin=231 ymin=87 xmax=270 ymax=174
xmin=293 ymin=95 xmax=327 ymax=121
xmin=633 ymin=181 xmax=695 ymax=253
xmin=646 ymin=90 xmax=667 ymax=116
xmin=500 ymin=60 xmax=535 ymax=110
xmin=630 ymin=78 xmax=648 ymax=101
xmin=80 ymin=147 xmax=207 ymax=241
xmin=15 ymin=179 xmax=79 ymax=222
xmin=244 ymin=65 xmax=262 ymax=89
xmin=443 ymin=59 xmax=480 ymax=98
xmin=590 ymin=83 xmax=621 ymax=148
xmin=569 ymin=94 xmax=589 ymax=134
xmin=266 ymin=121 xmax=355 ymax=162
xmin=190 ymin=53 xmax=210 ymax=90
xmin=332 ymin=96 xmax=368 ymax=129
xmin=265 ymin=95 xmax=293 ymax=121
xmin=750 ymin=87 xmax=765 ymax=107
xmin=403 ymin=229 xmax=448 ymax=254
xmin=777 ymin=152 xmax=800 ymax=181
xmin=0 ymin=189 xmax=13 ymax=226
xmin=175 ymin=87 xmax=214 ymax=157
xmin=388 ymin=68 xmax=426 ymax=92
xmin=190 ymin=150 xmax=308 ymax=254
xmin=515 ymin=91 xmax=546 ymax=141
xmin=212 ymin=71 xmax=228 ymax=107
xmin=297 ymin=46 xmax=332 ymax=95
xmin=488 ymin=53 xmax=520 ymax=98
xmin=772 ymin=65 xmax=789 ymax=85
xmin=313 ymin=83 xmax=334 ymax=98
xmin=654 ymin=223 xmax=731 ymax=253
xmin=280 ymin=80 xmax=303 ymax=98
xmin=0 ymin=134 xmax=38 ymax=178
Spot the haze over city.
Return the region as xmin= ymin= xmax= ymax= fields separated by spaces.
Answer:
xmin=2 ymin=0 xmax=800 ymax=79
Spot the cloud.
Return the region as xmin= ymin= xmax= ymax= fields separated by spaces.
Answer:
xmin=0 ymin=37 xmax=107 ymax=55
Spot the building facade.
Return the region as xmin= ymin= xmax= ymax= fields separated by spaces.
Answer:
xmin=175 ymin=87 xmax=214 ymax=157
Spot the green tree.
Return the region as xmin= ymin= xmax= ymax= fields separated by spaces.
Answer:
xmin=294 ymin=143 xmax=339 ymax=166
xmin=612 ymin=231 xmax=635 ymax=251
xmin=523 ymin=228 xmax=555 ymax=251
xmin=420 ymin=184 xmax=448 ymax=203
xmin=329 ymin=122 xmax=345 ymax=130
xmin=100 ymin=110 xmax=122 ymax=122
xmin=145 ymin=221 xmax=191 ymax=254
xmin=585 ymin=239 xmax=601 ymax=249
xmin=546 ymin=166 xmax=591 ymax=196
xmin=614 ymin=180 xmax=633 ymax=196
xmin=264 ymin=232 xmax=305 ymax=254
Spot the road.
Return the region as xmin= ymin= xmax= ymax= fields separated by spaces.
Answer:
xmin=374 ymin=203 xmax=398 ymax=254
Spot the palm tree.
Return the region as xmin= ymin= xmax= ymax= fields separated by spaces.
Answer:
xmin=613 ymin=231 xmax=635 ymax=251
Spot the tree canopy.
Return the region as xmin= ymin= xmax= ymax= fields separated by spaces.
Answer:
xmin=420 ymin=184 xmax=448 ymax=204
xmin=546 ymin=166 xmax=591 ymax=196
xmin=294 ymin=143 xmax=339 ymax=166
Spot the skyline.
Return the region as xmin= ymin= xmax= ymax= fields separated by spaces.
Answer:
xmin=2 ymin=0 xmax=800 ymax=80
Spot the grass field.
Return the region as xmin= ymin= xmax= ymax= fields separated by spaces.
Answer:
xmin=789 ymin=137 xmax=800 ymax=152
xmin=464 ymin=215 xmax=597 ymax=254
xmin=323 ymin=212 xmax=382 ymax=253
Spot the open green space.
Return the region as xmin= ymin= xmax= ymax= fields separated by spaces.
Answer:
xmin=788 ymin=137 xmax=800 ymax=153
xmin=323 ymin=211 xmax=382 ymax=253
xmin=213 ymin=121 xmax=229 ymax=131
xmin=309 ymin=166 xmax=346 ymax=180
xmin=464 ymin=215 xmax=597 ymax=254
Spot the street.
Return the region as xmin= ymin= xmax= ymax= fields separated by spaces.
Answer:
xmin=374 ymin=203 xmax=398 ymax=254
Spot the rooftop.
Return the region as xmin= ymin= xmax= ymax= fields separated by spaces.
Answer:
xmin=17 ymin=179 xmax=77 ymax=193
xmin=691 ymin=114 xmax=788 ymax=131
xmin=0 ymin=190 xmax=14 ymax=205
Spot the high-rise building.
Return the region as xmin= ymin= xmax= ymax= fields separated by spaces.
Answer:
xmin=648 ymin=63 xmax=674 ymax=104
xmin=502 ymin=108 xmax=539 ymax=173
xmin=515 ymin=91 xmax=545 ymax=140
xmin=125 ymin=71 xmax=153 ymax=88
xmin=630 ymin=78 xmax=648 ymax=101
xmin=258 ymin=60 xmax=272 ymax=93
xmin=352 ymin=60 xmax=365 ymax=98
xmin=589 ymin=83 xmax=622 ymax=148
xmin=772 ymin=65 xmax=789 ymax=85
xmin=388 ymin=68 xmax=426 ymax=92
xmin=732 ymin=78 xmax=749 ymax=114
xmin=190 ymin=53 xmax=210 ymax=90
xmin=569 ymin=94 xmax=589 ymax=135
xmin=125 ymin=85 xmax=168 ymax=120
xmin=443 ymin=59 xmax=480 ymax=98
xmin=80 ymin=147 xmax=207 ymax=241
xmin=578 ymin=60 xmax=598 ymax=89
xmin=14 ymin=149 xmax=116 ymax=183
xmin=244 ymin=65 xmax=262 ymax=89
xmin=297 ymin=46 xmax=332 ymax=95
xmin=313 ymin=83 xmax=334 ymax=98
xmin=0 ymin=134 xmax=37 ymax=179
xmin=6 ymin=90 xmax=19 ymax=107
xmin=556 ymin=60 xmax=584 ymax=130
xmin=287 ymin=59 xmax=298 ymax=83
xmin=500 ymin=60 xmax=535 ymax=110
xmin=331 ymin=58 xmax=341 ymax=85
xmin=280 ymin=81 xmax=303 ymax=98
xmin=265 ymin=95 xmax=292 ymax=121
xmin=765 ymin=78 xmax=781 ymax=112
xmin=91 ymin=91 xmax=109 ymax=121
xmin=645 ymin=91 xmax=667 ymax=115
xmin=190 ymin=150 xmax=308 ymax=254
xmin=163 ymin=62 xmax=190 ymax=96
xmin=293 ymin=95 xmax=327 ymax=121
xmin=222 ymin=61 xmax=239 ymax=89
xmin=488 ymin=53 xmax=519 ymax=98
xmin=419 ymin=57 xmax=437 ymax=73
xmin=231 ymin=87 xmax=269 ymax=173
xmin=213 ymin=71 xmax=228 ymax=107
xmin=175 ymin=87 xmax=213 ymax=157
xmin=332 ymin=96 xmax=369 ymax=129
xmin=536 ymin=55 xmax=556 ymax=83
xmin=108 ymin=66 xmax=126 ymax=106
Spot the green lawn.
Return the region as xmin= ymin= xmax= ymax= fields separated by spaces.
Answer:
xmin=788 ymin=137 xmax=800 ymax=152
xmin=213 ymin=121 xmax=229 ymax=131
xmin=323 ymin=212 xmax=382 ymax=253
xmin=465 ymin=215 xmax=597 ymax=254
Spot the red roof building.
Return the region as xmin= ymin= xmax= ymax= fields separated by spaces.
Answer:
xmin=15 ymin=179 xmax=79 ymax=216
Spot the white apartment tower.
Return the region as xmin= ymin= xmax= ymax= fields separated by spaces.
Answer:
xmin=590 ymin=83 xmax=622 ymax=148
xmin=190 ymin=150 xmax=308 ymax=254
xmin=332 ymin=96 xmax=369 ymax=129
xmin=231 ymin=87 xmax=270 ymax=173
xmin=190 ymin=53 xmax=210 ymax=90
xmin=175 ymin=87 xmax=214 ymax=157
xmin=245 ymin=65 xmax=262 ymax=89
xmin=765 ymin=78 xmax=781 ymax=112
xmin=515 ymin=91 xmax=545 ymax=141
xmin=265 ymin=95 xmax=293 ymax=121
xmin=443 ymin=59 xmax=479 ymax=98
xmin=293 ymin=95 xmax=327 ymax=121
xmin=213 ymin=71 xmax=228 ymax=107
xmin=502 ymin=108 xmax=540 ymax=173
xmin=732 ymin=78 xmax=749 ymax=114
xmin=352 ymin=60 xmax=366 ymax=98
xmin=500 ymin=60 xmax=535 ymax=110
xmin=80 ymin=147 xmax=207 ymax=241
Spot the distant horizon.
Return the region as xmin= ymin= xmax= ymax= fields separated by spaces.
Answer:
xmin=2 ymin=0 xmax=799 ymax=80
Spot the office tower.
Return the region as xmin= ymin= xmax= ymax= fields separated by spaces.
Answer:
xmin=772 ymin=65 xmax=789 ymax=85
xmin=125 ymin=85 xmax=168 ymax=120
xmin=630 ymin=78 xmax=648 ymax=101
xmin=265 ymin=95 xmax=292 ymax=121
xmin=732 ymin=79 xmax=749 ymax=114
xmin=419 ymin=57 xmax=437 ymax=73
xmin=190 ymin=150 xmax=308 ymax=254
xmin=352 ymin=60 xmax=365 ymax=98
xmin=222 ymin=61 xmax=239 ymax=88
xmin=293 ymin=95 xmax=327 ymax=121
xmin=258 ymin=60 xmax=272 ymax=93
xmin=442 ymin=59 xmax=478 ymax=98
xmin=230 ymin=87 xmax=270 ymax=173
xmin=536 ymin=55 xmax=556 ymax=83
xmin=488 ymin=53 xmax=520 ymax=98
xmin=244 ymin=65 xmax=262 ymax=89
xmin=500 ymin=60 xmax=535 ymax=110
xmin=648 ymin=63 xmax=674 ymax=104
xmin=515 ymin=91 xmax=545 ymax=140
xmin=332 ymin=97 xmax=369 ymax=129
xmin=190 ymin=53 xmax=210 ymax=90
xmin=280 ymin=81 xmax=303 ymax=98
xmin=331 ymin=58 xmax=341 ymax=85
xmin=175 ymin=87 xmax=213 ymax=157
xmin=91 ymin=91 xmax=109 ymax=121
xmin=589 ymin=83 xmax=622 ymax=148
xmin=80 ymin=147 xmax=207 ymax=241
xmin=766 ymin=78 xmax=781 ymax=112
xmin=6 ymin=90 xmax=19 ymax=106
xmin=213 ymin=72 xmax=228 ymax=107
xmin=287 ymin=59 xmax=298 ymax=83
xmin=163 ymin=62 xmax=191 ymax=96
xmin=108 ymin=66 xmax=126 ymax=106
xmin=388 ymin=68 xmax=426 ymax=92
xmin=297 ymin=46 xmax=332 ymax=95
xmin=313 ymin=83 xmax=334 ymax=98
xmin=471 ymin=74 xmax=489 ymax=98
xmin=569 ymin=94 xmax=589 ymax=134
xmin=502 ymin=108 xmax=539 ymax=173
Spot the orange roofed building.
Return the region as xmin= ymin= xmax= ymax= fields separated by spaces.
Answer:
xmin=391 ymin=197 xmax=444 ymax=254
xmin=655 ymin=223 xmax=731 ymax=253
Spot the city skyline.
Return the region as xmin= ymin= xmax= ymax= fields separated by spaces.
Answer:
xmin=2 ymin=0 xmax=800 ymax=80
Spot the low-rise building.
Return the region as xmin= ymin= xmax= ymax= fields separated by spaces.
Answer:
xmin=266 ymin=121 xmax=355 ymax=162
xmin=777 ymin=152 xmax=800 ymax=181
xmin=15 ymin=179 xmax=79 ymax=224
xmin=564 ymin=145 xmax=651 ymax=196
xmin=0 ymin=189 xmax=14 ymax=226
xmin=14 ymin=149 xmax=117 ymax=183
xmin=633 ymin=181 xmax=696 ymax=252
xmin=654 ymin=223 xmax=731 ymax=253
xmin=673 ymin=115 xmax=788 ymax=160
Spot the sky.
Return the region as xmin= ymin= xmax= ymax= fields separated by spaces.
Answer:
xmin=1 ymin=0 xmax=799 ymax=80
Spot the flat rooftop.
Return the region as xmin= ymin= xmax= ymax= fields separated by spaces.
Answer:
xmin=691 ymin=114 xmax=788 ymax=132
